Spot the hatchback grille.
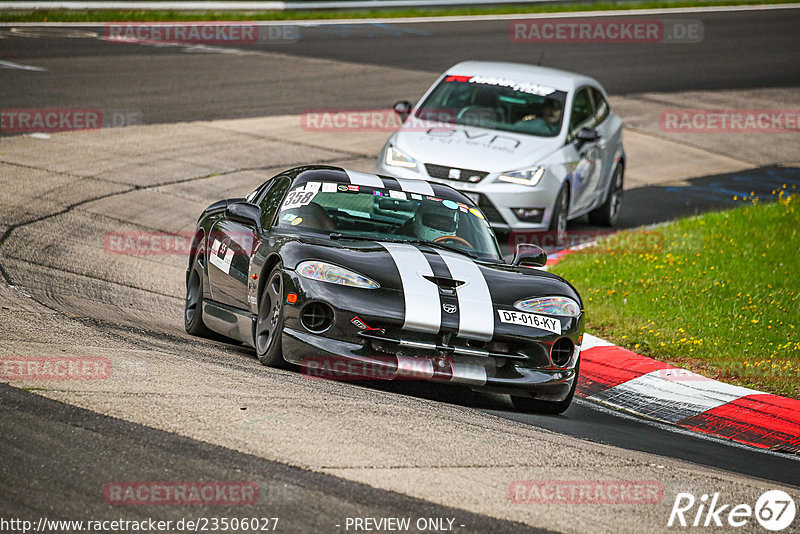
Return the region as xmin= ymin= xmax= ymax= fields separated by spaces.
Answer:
xmin=475 ymin=194 xmax=506 ymax=224
xmin=425 ymin=163 xmax=489 ymax=183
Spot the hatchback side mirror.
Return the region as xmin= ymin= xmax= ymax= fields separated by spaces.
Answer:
xmin=575 ymin=127 xmax=600 ymax=144
xmin=512 ymin=244 xmax=547 ymax=268
xmin=393 ymin=100 xmax=412 ymax=121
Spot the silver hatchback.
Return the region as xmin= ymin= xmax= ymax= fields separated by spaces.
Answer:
xmin=377 ymin=61 xmax=625 ymax=232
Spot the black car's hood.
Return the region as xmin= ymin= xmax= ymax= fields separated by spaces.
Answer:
xmin=278 ymin=234 xmax=581 ymax=307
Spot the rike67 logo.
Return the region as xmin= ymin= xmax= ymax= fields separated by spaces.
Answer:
xmin=668 ymin=490 xmax=796 ymax=531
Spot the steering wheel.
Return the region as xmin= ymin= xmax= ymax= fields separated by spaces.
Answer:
xmin=434 ymin=235 xmax=473 ymax=249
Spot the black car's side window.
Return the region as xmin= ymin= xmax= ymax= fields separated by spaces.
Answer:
xmin=246 ymin=181 xmax=270 ymax=204
xmin=259 ymin=176 xmax=291 ymax=228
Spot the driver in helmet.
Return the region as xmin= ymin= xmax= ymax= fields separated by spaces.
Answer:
xmin=395 ymin=200 xmax=459 ymax=242
xmin=412 ymin=202 xmax=458 ymax=242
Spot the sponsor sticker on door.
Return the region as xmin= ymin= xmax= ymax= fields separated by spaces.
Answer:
xmin=209 ymin=239 xmax=234 ymax=274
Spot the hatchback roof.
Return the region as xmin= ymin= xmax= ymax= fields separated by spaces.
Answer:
xmin=445 ymin=61 xmax=601 ymax=93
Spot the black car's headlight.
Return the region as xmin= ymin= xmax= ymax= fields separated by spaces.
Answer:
xmin=297 ymin=261 xmax=379 ymax=289
xmin=514 ymin=296 xmax=581 ymax=317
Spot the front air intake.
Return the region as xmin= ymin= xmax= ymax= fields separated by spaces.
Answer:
xmin=300 ymin=302 xmax=334 ymax=333
xmin=550 ymin=337 xmax=574 ymax=367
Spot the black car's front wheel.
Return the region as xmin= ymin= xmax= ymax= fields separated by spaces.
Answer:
xmin=511 ymin=359 xmax=580 ymax=415
xmin=185 ymin=254 xmax=212 ymax=338
xmin=255 ymin=265 xmax=286 ymax=367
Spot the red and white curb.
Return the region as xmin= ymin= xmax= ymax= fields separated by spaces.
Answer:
xmin=544 ymin=233 xmax=799 ymax=453
xmin=577 ymin=334 xmax=800 ymax=454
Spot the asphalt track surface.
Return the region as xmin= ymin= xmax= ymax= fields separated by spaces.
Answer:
xmin=1 ymin=7 xmax=800 ymax=122
xmin=366 ymin=380 xmax=800 ymax=487
xmin=1 ymin=7 xmax=800 ymax=531
xmin=0 ymin=383 xmax=545 ymax=533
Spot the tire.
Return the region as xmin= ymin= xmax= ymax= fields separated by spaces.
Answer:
xmin=588 ymin=163 xmax=623 ymax=227
xmin=185 ymin=254 xmax=213 ymax=338
xmin=511 ymin=359 xmax=580 ymax=415
xmin=548 ymin=185 xmax=569 ymax=247
xmin=254 ymin=265 xmax=287 ymax=367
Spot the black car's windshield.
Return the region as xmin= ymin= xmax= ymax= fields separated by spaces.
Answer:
xmin=414 ymin=75 xmax=568 ymax=138
xmin=276 ymin=182 xmax=501 ymax=260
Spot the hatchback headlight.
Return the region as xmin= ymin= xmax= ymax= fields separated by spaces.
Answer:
xmin=297 ymin=261 xmax=379 ymax=289
xmin=497 ymin=167 xmax=545 ymax=186
xmin=385 ymin=145 xmax=418 ymax=169
xmin=514 ymin=296 xmax=581 ymax=317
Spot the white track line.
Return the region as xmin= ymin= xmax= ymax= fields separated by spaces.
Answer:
xmin=0 ymin=2 xmax=798 ymax=26
xmin=0 ymin=60 xmax=47 ymax=71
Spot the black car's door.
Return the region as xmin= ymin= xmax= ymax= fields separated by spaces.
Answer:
xmin=206 ymin=218 xmax=256 ymax=309
xmin=207 ymin=176 xmax=293 ymax=311
xmin=206 ymin=177 xmax=292 ymax=310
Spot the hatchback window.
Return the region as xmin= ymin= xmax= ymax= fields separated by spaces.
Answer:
xmin=591 ymin=87 xmax=609 ymax=124
xmin=414 ymin=76 xmax=568 ymax=138
xmin=570 ymin=88 xmax=595 ymax=132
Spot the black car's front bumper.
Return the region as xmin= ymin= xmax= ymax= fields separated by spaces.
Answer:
xmin=281 ymin=326 xmax=578 ymax=401
xmin=279 ymin=269 xmax=582 ymax=402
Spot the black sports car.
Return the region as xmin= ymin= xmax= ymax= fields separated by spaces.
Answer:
xmin=185 ymin=165 xmax=584 ymax=413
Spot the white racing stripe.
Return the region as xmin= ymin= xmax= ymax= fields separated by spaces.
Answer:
xmin=381 ymin=243 xmax=441 ymax=334
xmin=395 ymin=177 xmax=435 ymax=196
xmin=436 ymin=250 xmax=494 ymax=341
xmin=345 ymin=169 xmax=384 ymax=188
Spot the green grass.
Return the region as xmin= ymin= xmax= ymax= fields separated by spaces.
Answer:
xmin=0 ymin=0 xmax=792 ymax=22
xmin=552 ymin=187 xmax=800 ymax=398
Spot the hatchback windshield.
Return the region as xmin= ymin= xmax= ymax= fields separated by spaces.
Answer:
xmin=276 ymin=182 xmax=501 ymax=260
xmin=414 ymin=75 xmax=568 ymax=138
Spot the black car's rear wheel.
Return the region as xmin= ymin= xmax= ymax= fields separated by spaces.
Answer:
xmin=511 ymin=358 xmax=580 ymax=415
xmin=185 ymin=255 xmax=212 ymax=337
xmin=255 ymin=265 xmax=286 ymax=367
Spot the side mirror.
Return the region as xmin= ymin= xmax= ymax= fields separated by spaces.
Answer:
xmin=392 ymin=100 xmax=412 ymax=121
xmin=226 ymin=202 xmax=262 ymax=231
xmin=575 ymin=127 xmax=600 ymax=144
xmin=512 ymin=244 xmax=547 ymax=268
